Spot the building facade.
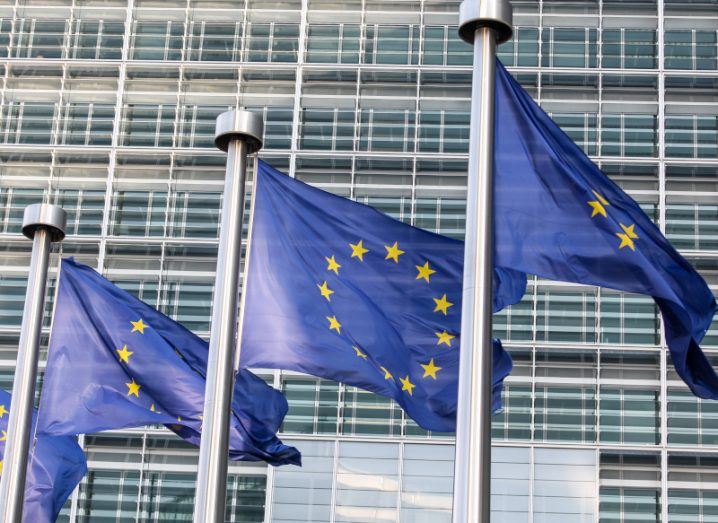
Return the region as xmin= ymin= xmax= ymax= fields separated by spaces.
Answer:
xmin=0 ymin=0 xmax=716 ymax=521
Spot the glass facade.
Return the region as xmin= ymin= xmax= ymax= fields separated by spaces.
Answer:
xmin=0 ymin=0 xmax=716 ymax=521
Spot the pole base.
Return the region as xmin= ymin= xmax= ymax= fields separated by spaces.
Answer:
xmin=22 ymin=204 xmax=67 ymax=242
xmin=215 ymin=110 xmax=264 ymax=154
xmin=458 ymin=0 xmax=513 ymax=45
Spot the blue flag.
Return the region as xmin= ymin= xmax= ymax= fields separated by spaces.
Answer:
xmin=493 ymin=60 xmax=718 ymax=398
xmin=37 ymin=258 xmax=300 ymax=466
xmin=240 ymin=161 xmax=527 ymax=432
xmin=0 ymin=389 xmax=87 ymax=522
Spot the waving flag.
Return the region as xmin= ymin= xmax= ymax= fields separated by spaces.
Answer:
xmin=240 ymin=161 xmax=527 ymax=432
xmin=38 ymin=258 xmax=300 ymax=466
xmin=493 ymin=60 xmax=718 ymax=398
xmin=0 ymin=389 xmax=87 ymax=522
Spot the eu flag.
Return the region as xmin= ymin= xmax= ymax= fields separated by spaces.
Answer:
xmin=38 ymin=258 xmax=300 ymax=466
xmin=0 ymin=389 xmax=87 ymax=522
xmin=493 ymin=60 xmax=718 ymax=398
xmin=240 ymin=161 xmax=527 ymax=432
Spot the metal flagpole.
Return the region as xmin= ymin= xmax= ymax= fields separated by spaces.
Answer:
xmin=0 ymin=203 xmax=66 ymax=523
xmin=453 ymin=2 xmax=513 ymax=523
xmin=193 ymin=110 xmax=263 ymax=523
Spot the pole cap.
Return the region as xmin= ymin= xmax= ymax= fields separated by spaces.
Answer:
xmin=458 ymin=0 xmax=513 ymax=45
xmin=22 ymin=203 xmax=67 ymax=242
xmin=214 ymin=110 xmax=264 ymax=154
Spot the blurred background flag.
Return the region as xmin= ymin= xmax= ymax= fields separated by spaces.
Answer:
xmin=240 ymin=161 xmax=527 ymax=433
xmin=493 ymin=60 xmax=718 ymax=399
xmin=0 ymin=388 xmax=87 ymax=522
xmin=38 ymin=258 xmax=300 ymax=466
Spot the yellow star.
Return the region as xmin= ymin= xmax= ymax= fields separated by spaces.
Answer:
xmin=116 ymin=345 xmax=133 ymax=364
xmin=353 ymin=346 xmax=368 ymax=359
xmin=380 ymin=366 xmax=393 ymax=380
xmin=130 ymin=319 xmax=148 ymax=334
xmin=588 ymin=201 xmax=607 ymax=218
xmin=0 ymin=404 xmax=7 ymax=418
xmin=433 ymin=294 xmax=454 ymax=315
xmin=126 ymin=379 xmax=141 ymax=397
xmin=349 ymin=240 xmax=369 ymax=261
xmin=384 ymin=241 xmax=405 ymax=263
xmin=587 ymin=190 xmax=610 ymax=218
xmin=317 ymin=281 xmax=334 ymax=302
xmin=0 ymin=430 xmax=6 ymax=441
xmin=325 ymin=255 xmax=341 ymax=275
xmin=416 ymin=261 xmax=436 ymax=283
xmin=436 ymin=331 xmax=456 ymax=347
xmin=421 ymin=359 xmax=442 ymax=380
xmin=326 ymin=316 xmax=342 ymax=334
xmin=150 ymin=404 xmax=161 ymax=414
xmin=399 ymin=375 xmax=416 ymax=396
xmin=0 ymin=461 xmax=3 ymax=474
xmin=616 ymin=223 xmax=639 ymax=251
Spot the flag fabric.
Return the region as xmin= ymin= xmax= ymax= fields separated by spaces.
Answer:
xmin=0 ymin=389 xmax=87 ymax=522
xmin=493 ymin=60 xmax=718 ymax=398
xmin=37 ymin=258 xmax=300 ymax=466
xmin=240 ymin=161 xmax=527 ymax=432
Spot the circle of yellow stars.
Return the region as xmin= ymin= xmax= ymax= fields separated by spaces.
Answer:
xmin=316 ymin=239 xmax=460 ymax=397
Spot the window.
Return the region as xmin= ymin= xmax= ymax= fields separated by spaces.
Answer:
xmin=160 ymin=281 xmax=213 ymax=332
xmin=666 ymin=115 xmax=718 ymax=159
xmin=492 ymin=384 xmax=532 ymax=441
xmin=668 ymin=391 xmax=718 ymax=445
xmin=603 ymin=29 xmax=657 ymax=69
xmin=247 ymin=23 xmax=299 ymax=63
xmin=55 ymin=189 xmax=106 ymax=236
xmin=0 ymin=102 xmax=56 ymax=145
xmin=57 ymin=103 xmax=115 ymax=146
xmin=536 ymin=288 xmax=597 ymax=344
xmin=131 ymin=20 xmax=183 ymax=61
xmin=423 ymin=25 xmax=474 ymax=66
xmin=169 ymin=191 xmax=221 ymax=239
xmin=69 ymin=19 xmax=124 ymax=60
xmin=542 ymin=27 xmax=598 ymax=68
xmin=281 ymin=378 xmax=339 ymax=435
xmin=667 ymin=204 xmax=718 ymax=251
xmin=600 ymin=487 xmax=661 ymax=522
xmin=600 ymin=291 xmax=659 ymax=345
xmin=187 ymin=21 xmax=243 ymax=62
xmin=600 ymin=388 xmax=660 ymax=445
xmin=535 ymin=386 xmax=597 ymax=443
xmin=418 ymin=110 xmax=470 ymax=154
xmin=359 ymin=109 xmax=416 ymax=153
xmin=0 ymin=187 xmax=45 ymax=233
xmin=497 ymin=27 xmax=540 ymax=67
xmin=306 ymin=24 xmax=360 ymax=64
xmin=110 ymin=190 xmax=168 ymax=237
xmin=300 ymin=108 xmax=356 ymax=151
xmin=14 ymin=19 xmax=66 ymax=59
xmin=666 ymin=30 xmax=718 ymax=70
xmin=601 ymin=114 xmax=657 ymax=157
xmin=0 ymin=277 xmax=28 ymax=327
xmin=364 ymin=25 xmax=420 ymax=65
xmin=177 ymin=105 xmax=230 ymax=148
xmin=121 ymin=104 xmax=176 ymax=147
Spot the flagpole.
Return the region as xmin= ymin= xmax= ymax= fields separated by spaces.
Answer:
xmin=0 ymin=204 xmax=66 ymax=522
xmin=453 ymin=2 xmax=512 ymax=523
xmin=193 ymin=110 xmax=263 ymax=523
